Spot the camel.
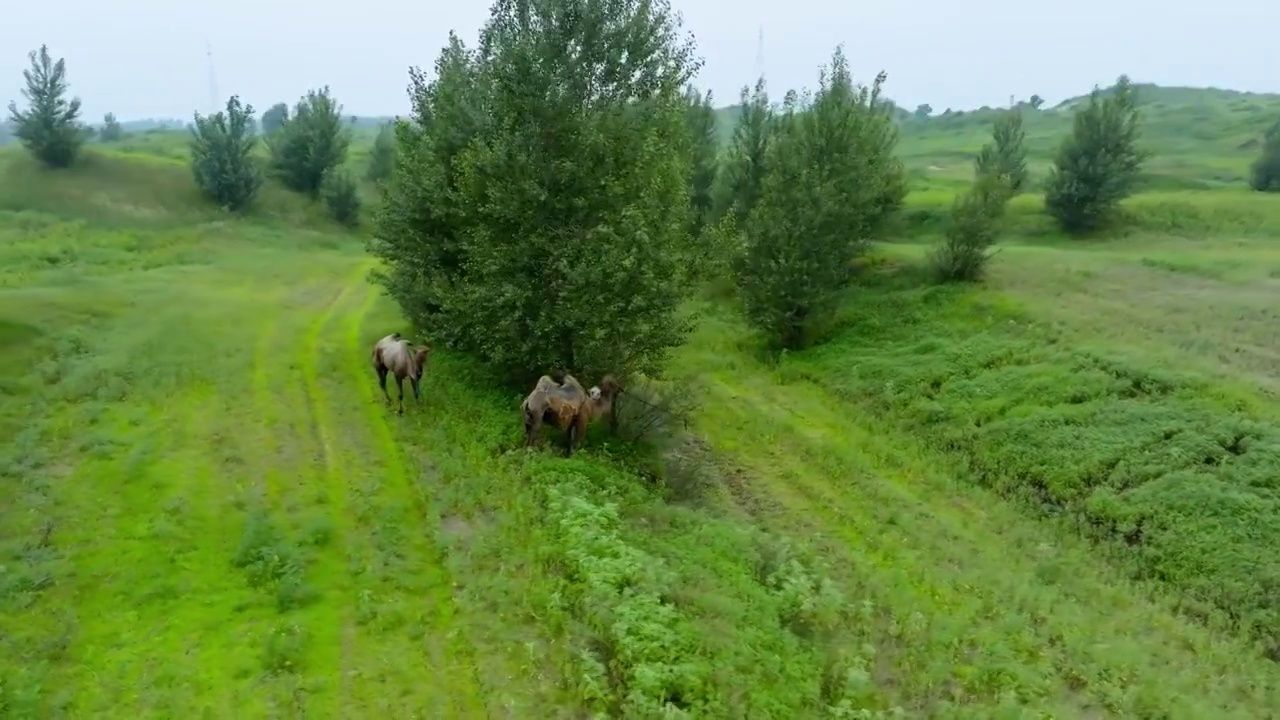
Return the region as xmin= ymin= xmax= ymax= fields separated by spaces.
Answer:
xmin=521 ymin=372 xmax=622 ymax=456
xmin=371 ymin=332 xmax=431 ymax=415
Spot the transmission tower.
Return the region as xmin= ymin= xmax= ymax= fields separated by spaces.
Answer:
xmin=755 ymin=25 xmax=766 ymax=82
xmin=206 ymin=42 xmax=220 ymax=114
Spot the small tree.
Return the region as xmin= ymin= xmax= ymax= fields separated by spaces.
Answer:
xmin=929 ymin=171 xmax=1013 ymax=283
xmin=261 ymin=103 xmax=288 ymax=135
xmin=320 ymin=168 xmax=361 ymax=226
xmin=7 ymin=45 xmax=85 ymax=168
xmin=683 ymin=85 xmax=719 ymax=239
xmin=370 ymin=0 xmax=701 ymax=386
xmin=739 ymin=49 xmax=907 ymax=349
xmin=717 ymin=77 xmax=774 ymax=227
xmin=268 ymin=87 xmax=350 ymax=197
xmin=366 ymin=121 xmax=396 ymax=183
xmin=1043 ymin=75 xmax=1149 ymax=234
xmin=190 ymin=95 xmax=263 ymax=212
xmin=1249 ymin=118 xmax=1280 ymax=192
xmin=913 ymin=103 xmax=933 ymax=119
xmin=1029 ymin=94 xmax=1045 ymax=110
xmin=974 ymin=109 xmax=1027 ymax=194
xmin=99 ymin=112 xmax=124 ymax=142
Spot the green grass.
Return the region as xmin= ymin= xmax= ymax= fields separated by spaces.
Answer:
xmin=5 ymin=82 xmax=1280 ymax=717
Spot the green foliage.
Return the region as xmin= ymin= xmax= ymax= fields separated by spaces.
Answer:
xmin=319 ymin=168 xmax=360 ymax=227
xmin=1044 ymin=75 xmax=1151 ymax=233
xmin=370 ymin=0 xmax=702 ymax=384
xmin=365 ymin=121 xmax=396 ymax=183
xmin=98 ymin=112 xmax=124 ymax=143
xmin=738 ymin=48 xmax=906 ymax=349
xmin=267 ymin=87 xmax=350 ymax=197
xmin=913 ymin=103 xmax=932 ymax=119
xmin=683 ymin=85 xmax=719 ymax=239
xmin=928 ymin=172 xmax=1012 ymax=283
xmin=189 ymin=95 xmax=263 ymax=212
xmin=7 ymin=45 xmax=85 ymax=168
xmin=974 ymin=109 xmax=1027 ymax=194
xmin=261 ymin=103 xmax=288 ymax=135
xmin=717 ymin=77 xmax=774 ymax=227
xmin=1248 ymin=118 xmax=1280 ymax=192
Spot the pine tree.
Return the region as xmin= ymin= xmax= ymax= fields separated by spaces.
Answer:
xmin=1044 ymin=75 xmax=1150 ymax=233
xmin=7 ymin=45 xmax=86 ymax=168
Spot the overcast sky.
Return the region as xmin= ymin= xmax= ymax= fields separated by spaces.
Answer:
xmin=3 ymin=0 xmax=1277 ymax=121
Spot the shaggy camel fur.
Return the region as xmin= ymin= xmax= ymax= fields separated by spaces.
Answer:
xmin=521 ymin=372 xmax=622 ymax=456
xmin=371 ymin=332 xmax=431 ymax=415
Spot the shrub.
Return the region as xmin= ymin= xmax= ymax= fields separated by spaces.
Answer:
xmin=738 ymin=48 xmax=906 ymax=349
xmin=370 ymin=0 xmax=702 ymax=385
xmin=366 ymin=121 xmax=396 ymax=183
xmin=1044 ymin=75 xmax=1150 ymax=233
xmin=974 ymin=109 xmax=1027 ymax=194
xmin=1248 ymin=118 xmax=1280 ymax=192
xmin=7 ymin=45 xmax=86 ymax=168
xmin=267 ymin=87 xmax=350 ymax=197
xmin=320 ymin=168 xmax=361 ymax=227
xmin=189 ymin=95 xmax=263 ymax=212
xmin=98 ymin=112 xmax=124 ymax=142
xmin=928 ymin=172 xmax=1012 ymax=283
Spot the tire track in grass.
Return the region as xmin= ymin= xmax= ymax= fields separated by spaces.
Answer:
xmin=332 ymin=273 xmax=488 ymax=717
xmin=291 ymin=266 xmax=370 ymax=710
xmin=692 ymin=370 xmax=1280 ymax=717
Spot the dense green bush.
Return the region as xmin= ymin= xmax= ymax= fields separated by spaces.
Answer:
xmin=189 ymin=95 xmax=263 ymax=212
xmin=928 ymin=172 xmax=1011 ymax=283
xmin=1044 ymin=75 xmax=1150 ymax=233
xmin=1248 ymin=118 xmax=1280 ymax=192
xmin=365 ymin=122 xmax=396 ymax=183
xmin=320 ymin=168 xmax=360 ymax=226
xmin=267 ymin=87 xmax=350 ymax=197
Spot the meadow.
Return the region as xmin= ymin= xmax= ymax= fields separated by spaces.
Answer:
xmin=3 ymin=81 xmax=1280 ymax=718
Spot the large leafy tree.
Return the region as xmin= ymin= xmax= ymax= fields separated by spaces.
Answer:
xmin=261 ymin=103 xmax=288 ymax=135
xmin=370 ymin=0 xmax=702 ymax=385
xmin=683 ymin=85 xmax=718 ymax=239
xmin=267 ymin=87 xmax=349 ymax=196
xmin=738 ymin=48 xmax=906 ymax=349
xmin=1043 ymin=75 xmax=1149 ymax=233
xmin=716 ymin=77 xmax=774 ymax=227
xmin=7 ymin=45 xmax=86 ymax=168
xmin=366 ymin=121 xmax=397 ymax=183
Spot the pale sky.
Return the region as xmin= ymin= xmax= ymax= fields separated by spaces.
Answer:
xmin=3 ymin=0 xmax=1277 ymax=122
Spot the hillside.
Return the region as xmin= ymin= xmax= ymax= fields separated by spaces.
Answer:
xmin=4 ymin=75 xmax=1280 ymax=717
xmin=715 ymin=83 xmax=1280 ymax=190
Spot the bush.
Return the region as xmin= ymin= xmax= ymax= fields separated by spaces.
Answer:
xmin=370 ymin=0 xmax=701 ymax=385
xmin=267 ymin=87 xmax=350 ymax=197
xmin=1248 ymin=118 xmax=1280 ymax=192
xmin=320 ymin=168 xmax=361 ymax=226
xmin=7 ymin=45 xmax=86 ymax=168
xmin=98 ymin=112 xmax=124 ymax=142
xmin=974 ymin=109 xmax=1027 ymax=194
xmin=1044 ymin=75 xmax=1150 ymax=234
xmin=366 ymin=121 xmax=396 ymax=183
xmin=928 ymin=172 xmax=1012 ymax=283
xmin=738 ymin=48 xmax=906 ymax=349
xmin=189 ymin=95 xmax=263 ymax=212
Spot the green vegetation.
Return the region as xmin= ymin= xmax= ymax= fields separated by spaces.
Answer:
xmin=98 ymin=113 xmax=124 ymax=143
xmin=7 ymin=44 xmax=86 ymax=168
xmin=268 ymin=87 xmax=350 ymax=198
xmin=6 ymin=5 xmax=1280 ymax=717
xmin=1250 ymin=117 xmax=1280 ymax=191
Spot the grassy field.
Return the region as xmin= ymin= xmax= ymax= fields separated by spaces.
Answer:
xmin=4 ymin=84 xmax=1280 ymax=717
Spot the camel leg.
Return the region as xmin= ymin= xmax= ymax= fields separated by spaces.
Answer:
xmin=524 ymin=416 xmax=538 ymax=448
xmin=395 ymin=376 xmax=405 ymax=415
xmin=411 ymin=377 xmax=421 ymax=402
xmin=376 ymin=367 xmax=390 ymax=404
xmin=564 ymin=423 xmax=577 ymax=457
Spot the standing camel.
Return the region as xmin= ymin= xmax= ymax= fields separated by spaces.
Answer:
xmin=371 ymin=333 xmax=431 ymax=415
xmin=521 ymin=372 xmax=622 ymax=456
